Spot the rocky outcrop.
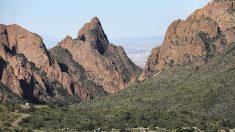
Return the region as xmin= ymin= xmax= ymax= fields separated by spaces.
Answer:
xmin=0 ymin=24 xmax=80 ymax=103
xmin=141 ymin=1 xmax=235 ymax=79
xmin=0 ymin=23 xmax=105 ymax=103
xmin=57 ymin=17 xmax=141 ymax=93
xmin=49 ymin=46 xmax=107 ymax=100
xmin=0 ymin=17 xmax=140 ymax=103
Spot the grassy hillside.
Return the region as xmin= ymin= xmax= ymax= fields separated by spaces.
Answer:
xmin=3 ymin=44 xmax=235 ymax=131
xmin=76 ymin=44 xmax=235 ymax=129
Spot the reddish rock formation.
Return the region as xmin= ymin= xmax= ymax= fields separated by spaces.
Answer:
xmin=58 ymin=17 xmax=141 ymax=93
xmin=0 ymin=24 xmax=97 ymax=103
xmin=140 ymin=1 xmax=235 ymax=80
xmin=0 ymin=17 xmax=140 ymax=103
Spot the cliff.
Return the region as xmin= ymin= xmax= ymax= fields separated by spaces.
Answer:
xmin=140 ymin=1 xmax=235 ymax=79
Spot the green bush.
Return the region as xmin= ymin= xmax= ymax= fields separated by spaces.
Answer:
xmin=28 ymin=105 xmax=35 ymax=112
xmin=3 ymin=122 xmax=11 ymax=127
xmin=176 ymin=128 xmax=195 ymax=132
xmin=17 ymin=128 xmax=34 ymax=132
xmin=80 ymin=122 xmax=95 ymax=131
xmin=125 ymin=112 xmax=131 ymax=120
xmin=0 ymin=107 xmax=3 ymax=112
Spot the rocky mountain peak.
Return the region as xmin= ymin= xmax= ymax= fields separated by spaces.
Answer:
xmin=77 ymin=17 xmax=109 ymax=47
xmin=59 ymin=17 xmax=141 ymax=94
xmin=140 ymin=1 xmax=235 ymax=80
xmin=6 ymin=24 xmax=53 ymax=68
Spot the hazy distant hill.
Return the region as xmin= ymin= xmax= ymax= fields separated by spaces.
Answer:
xmin=111 ymin=36 xmax=163 ymax=68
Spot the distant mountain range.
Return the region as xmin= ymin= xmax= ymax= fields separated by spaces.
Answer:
xmin=111 ymin=36 xmax=163 ymax=68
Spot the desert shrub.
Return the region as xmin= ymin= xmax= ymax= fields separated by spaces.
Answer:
xmin=22 ymin=117 xmax=30 ymax=123
xmin=5 ymin=104 xmax=16 ymax=112
xmin=34 ymin=121 xmax=44 ymax=129
xmin=80 ymin=122 xmax=95 ymax=131
xmin=18 ymin=128 xmax=33 ymax=132
xmin=149 ymin=126 xmax=157 ymax=131
xmin=125 ymin=112 xmax=132 ymax=120
xmin=1 ymin=127 xmax=11 ymax=132
xmin=0 ymin=107 xmax=3 ymax=112
xmin=176 ymin=128 xmax=195 ymax=132
xmin=120 ymin=128 xmax=126 ymax=132
xmin=220 ymin=119 xmax=232 ymax=128
xmin=28 ymin=105 xmax=35 ymax=112
xmin=36 ymin=122 xmax=44 ymax=128
xmin=3 ymin=121 xmax=11 ymax=127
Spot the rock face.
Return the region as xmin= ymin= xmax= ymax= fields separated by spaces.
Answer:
xmin=54 ymin=17 xmax=141 ymax=93
xmin=0 ymin=17 xmax=140 ymax=103
xmin=141 ymin=1 xmax=235 ymax=79
xmin=0 ymin=24 xmax=81 ymax=103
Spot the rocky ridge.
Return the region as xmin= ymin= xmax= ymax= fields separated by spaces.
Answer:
xmin=54 ymin=17 xmax=141 ymax=94
xmin=0 ymin=17 xmax=140 ymax=103
xmin=140 ymin=0 xmax=235 ymax=80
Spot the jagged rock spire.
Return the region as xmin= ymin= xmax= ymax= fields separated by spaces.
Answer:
xmin=77 ymin=17 xmax=109 ymax=44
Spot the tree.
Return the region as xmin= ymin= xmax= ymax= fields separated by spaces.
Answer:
xmin=125 ymin=112 xmax=131 ymax=120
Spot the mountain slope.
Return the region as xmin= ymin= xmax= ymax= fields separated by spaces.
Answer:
xmin=49 ymin=46 xmax=107 ymax=100
xmin=140 ymin=1 xmax=235 ymax=80
xmin=19 ymin=43 xmax=235 ymax=131
xmin=71 ymin=1 xmax=235 ymax=130
xmin=76 ymin=43 xmax=235 ymax=130
xmin=0 ymin=17 xmax=141 ymax=103
xmin=0 ymin=24 xmax=80 ymax=103
xmin=52 ymin=17 xmax=141 ymax=93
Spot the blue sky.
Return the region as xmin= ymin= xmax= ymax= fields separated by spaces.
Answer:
xmin=0 ymin=0 xmax=208 ymax=47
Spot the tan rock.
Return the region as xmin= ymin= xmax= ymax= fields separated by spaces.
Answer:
xmin=0 ymin=17 xmax=141 ymax=103
xmin=141 ymin=1 xmax=235 ymax=79
xmin=60 ymin=17 xmax=141 ymax=93
xmin=0 ymin=24 xmax=81 ymax=102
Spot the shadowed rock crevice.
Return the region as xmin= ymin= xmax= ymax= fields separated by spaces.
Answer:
xmin=58 ymin=63 xmax=68 ymax=73
xmin=19 ymin=78 xmax=36 ymax=102
xmin=3 ymin=45 xmax=16 ymax=56
xmin=78 ymin=35 xmax=86 ymax=41
xmin=198 ymin=32 xmax=216 ymax=60
xmin=0 ymin=58 xmax=7 ymax=81
xmin=70 ymin=83 xmax=75 ymax=95
xmin=19 ymin=78 xmax=45 ymax=104
xmin=95 ymin=39 xmax=106 ymax=55
xmin=44 ymin=81 xmax=53 ymax=97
